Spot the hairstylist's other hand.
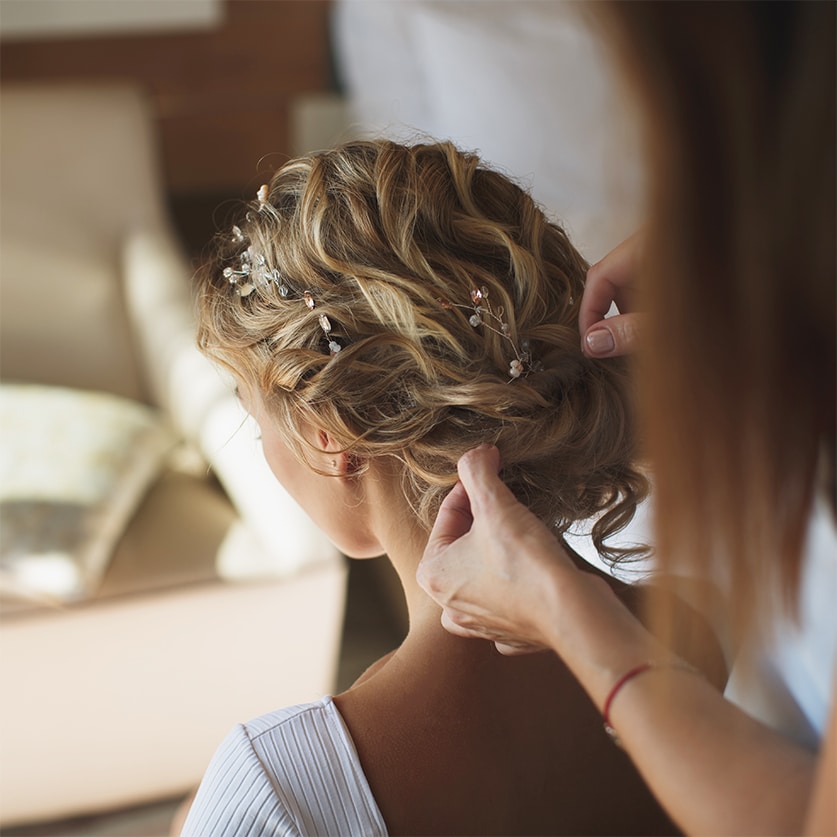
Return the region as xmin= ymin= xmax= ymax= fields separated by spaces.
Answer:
xmin=417 ymin=445 xmax=573 ymax=656
xmin=580 ymin=231 xmax=644 ymax=358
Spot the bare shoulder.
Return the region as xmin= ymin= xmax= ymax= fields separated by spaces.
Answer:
xmin=333 ymin=635 xmax=677 ymax=836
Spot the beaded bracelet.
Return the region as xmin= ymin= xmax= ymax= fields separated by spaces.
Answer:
xmin=602 ymin=659 xmax=699 ymax=747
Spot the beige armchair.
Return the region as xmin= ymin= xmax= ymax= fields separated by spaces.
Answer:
xmin=0 ymin=83 xmax=347 ymax=828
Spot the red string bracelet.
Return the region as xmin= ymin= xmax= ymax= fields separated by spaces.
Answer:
xmin=602 ymin=659 xmax=698 ymax=746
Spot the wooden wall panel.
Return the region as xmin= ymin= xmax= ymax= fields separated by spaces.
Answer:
xmin=1 ymin=0 xmax=334 ymax=197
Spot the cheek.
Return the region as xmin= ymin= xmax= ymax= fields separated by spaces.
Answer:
xmin=260 ymin=434 xmax=297 ymax=488
xmin=258 ymin=432 xmax=329 ymax=526
xmin=257 ymin=426 xmax=384 ymax=560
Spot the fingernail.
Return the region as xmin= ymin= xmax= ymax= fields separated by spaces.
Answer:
xmin=585 ymin=328 xmax=615 ymax=356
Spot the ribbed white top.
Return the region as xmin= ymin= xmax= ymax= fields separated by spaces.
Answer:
xmin=181 ymin=696 xmax=387 ymax=836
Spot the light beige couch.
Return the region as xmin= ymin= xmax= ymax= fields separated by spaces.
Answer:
xmin=0 ymin=83 xmax=347 ymax=828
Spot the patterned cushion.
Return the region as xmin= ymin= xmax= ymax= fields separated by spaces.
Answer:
xmin=0 ymin=384 xmax=176 ymax=603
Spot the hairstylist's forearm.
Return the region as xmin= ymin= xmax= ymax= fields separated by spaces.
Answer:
xmin=610 ymin=662 xmax=816 ymax=835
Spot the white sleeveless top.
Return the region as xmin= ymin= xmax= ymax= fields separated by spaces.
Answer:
xmin=181 ymin=696 xmax=387 ymax=836
xmin=724 ymin=496 xmax=837 ymax=749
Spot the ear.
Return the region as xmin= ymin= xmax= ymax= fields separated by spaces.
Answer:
xmin=315 ymin=428 xmax=364 ymax=479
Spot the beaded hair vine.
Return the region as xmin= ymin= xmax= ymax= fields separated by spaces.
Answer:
xmin=438 ymin=286 xmax=540 ymax=380
xmin=225 ymin=187 xmax=536 ymax=374
xmin=221 ymin=187 xmax=342 ymax=356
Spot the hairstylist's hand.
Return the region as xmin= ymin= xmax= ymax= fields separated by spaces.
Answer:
xmin=417 ymin=445 xmax=575 ymax=655
xmin=580 ymin=231 xmax=644 ymax=358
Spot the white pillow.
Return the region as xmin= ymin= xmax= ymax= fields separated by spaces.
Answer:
xmin=0 ymin=384 xmax=176 ymax=603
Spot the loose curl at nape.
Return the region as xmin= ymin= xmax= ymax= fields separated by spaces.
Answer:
xmin=196 ymin=139 xmax=649 ymax=564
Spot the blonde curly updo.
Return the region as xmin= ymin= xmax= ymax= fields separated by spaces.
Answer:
xmin=197 ymin=140 xmax=647 ymax=563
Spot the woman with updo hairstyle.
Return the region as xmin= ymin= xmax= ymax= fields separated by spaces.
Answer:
xmin=182 ymin=140 xmax=721 ymax=836
xmin=201 ymin=140 xmax=646 ymax=559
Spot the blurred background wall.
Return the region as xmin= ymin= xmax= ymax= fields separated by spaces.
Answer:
xmin=0 ymin=0 xmax=335 ymax=258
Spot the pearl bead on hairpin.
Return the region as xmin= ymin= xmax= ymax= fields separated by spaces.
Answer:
xmin=439 ymin=286 xmax=535 ymax=381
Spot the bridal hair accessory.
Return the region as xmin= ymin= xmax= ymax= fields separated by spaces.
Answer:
xmin=303 ymin=290 xmax=343 ymax=356
xmin=439 ymin=286 xmax=540 ymax=380
xmin=222 ymin=245 xmax=273 ymax=298
xmin=222 ymin=223 xmax=342 ymax=356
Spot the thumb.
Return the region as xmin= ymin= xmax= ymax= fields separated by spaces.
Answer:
xmin=581 ymin=312 xmax=643 ymax=358
xmin=423 ymin=479 xmax=472 ymax=559
xmin=417 ymin=444 xmax=505 ymax=596
xmin=455 ymin=443 xmax=519 ymax=518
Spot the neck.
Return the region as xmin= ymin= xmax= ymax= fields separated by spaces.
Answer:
xmin=380 ymin=516 xmax=445 ymax=637
xmin=363 ymin=468 xmax=449 ymax=638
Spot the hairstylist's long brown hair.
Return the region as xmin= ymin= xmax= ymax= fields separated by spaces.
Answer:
xmin=597 ymin=2 xmax=835 ymax=640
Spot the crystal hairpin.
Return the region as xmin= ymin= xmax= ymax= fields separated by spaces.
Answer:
xmin=223 ymin=225 xmax=342 ymax=356
xmin=303 ymin=290 xmax=342 ymax=356
xmin=439 ymin=286 xmax=538 ymax=380
xmin=223 ymin=259 xmax=255 ymax=297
